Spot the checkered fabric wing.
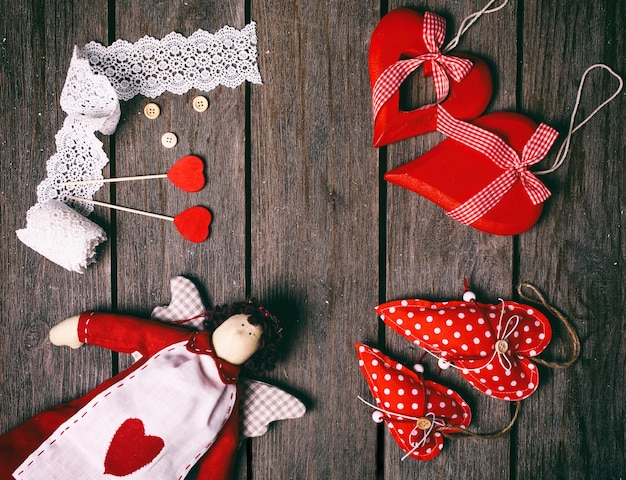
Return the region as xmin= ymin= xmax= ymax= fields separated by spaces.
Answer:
xmin=240 ymin=380 xmax=306 ymax=438
xmin=151 ymin=276 xmax=206 ymax=329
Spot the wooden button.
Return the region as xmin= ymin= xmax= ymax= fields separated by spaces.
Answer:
xmin=161 ymin=132 xmax=178 ymax=148
xmin=495 ymin=339 xmax=509 ymax=354
xmin=192 ymin=96 xmax=209 ymax=112
xmin=144 ymin=103 xmax=160 ymax=119
xmin=416 ymin=417 xmax=432 ymax=430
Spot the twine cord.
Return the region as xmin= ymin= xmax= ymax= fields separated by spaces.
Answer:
xmin=357 ymin=394 xmax=519 ymax=446
xmin=535 ymin=64 xmax=624 ymax=175
xmin=442 ymin=400 xmax=521 ymax=440
xmin=517 ymin=283 xmax=581 ymax=368
xmin=443 ymin=0 xmax=510 ymax=53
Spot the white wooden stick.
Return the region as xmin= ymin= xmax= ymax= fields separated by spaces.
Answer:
xmin=61 ymin=174 xmax=168 ymax=186
xmin=67 ymin=196 xmax=174 ymax=222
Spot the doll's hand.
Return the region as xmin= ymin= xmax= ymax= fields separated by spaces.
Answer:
xmin=49 ymin=315 xmax=84 ymax=349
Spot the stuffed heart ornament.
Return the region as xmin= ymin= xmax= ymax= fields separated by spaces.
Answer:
xmin=370 ymin=9 xmax=493 ymax=147
xmin=375 ymin=291 xmax=552 ymax=401
xmin=167 ymin=155 xmax=205 ymax=192
xmin=173 ymin=206 xmax=212 ymax=242
xmin=356 ymin=343 xmax=471 ymax=460
xmin=384 ymin=107 xmax=558 ymax=235
xmin=104 ymin=418 xmax=165 ymax=476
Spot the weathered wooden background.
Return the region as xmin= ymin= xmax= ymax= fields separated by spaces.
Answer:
xmin=1 ymin=0 xmax=624 ymax=478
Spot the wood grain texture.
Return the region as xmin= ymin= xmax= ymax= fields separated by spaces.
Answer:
xmin=249 ymin=0 xmax=381 ymax=478
xmin=517 ymin=1 xmax=626 ymax=478
xmin=0 ymin=0 xmax=112 ymax=433
xmin=382 ymin=1 xmax=517 ymax=478
xmin=0 ymin=0 xmax=624 ymax=478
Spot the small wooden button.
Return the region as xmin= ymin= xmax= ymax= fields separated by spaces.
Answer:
xmin=161 ymin=132 xmax=178 ymax=148
xmin=495 ymin=339 xmax=509 ymax=354
xmin=416 ymin=417 xmax=432 ymax=430
xmin=192 ymin=95 xmax=209 ymax=112
xmin=144 ymin=103 xmax=161 ymax=119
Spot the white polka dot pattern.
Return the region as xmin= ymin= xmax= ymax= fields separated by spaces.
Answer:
xmin=375 ymin=299 xmax=552 ymax=401
xmin=355 ymin=343 xmax=471 ymax=460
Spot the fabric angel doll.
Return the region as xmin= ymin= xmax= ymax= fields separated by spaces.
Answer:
xmin=0 ymin=300 xmax=282 ymax=480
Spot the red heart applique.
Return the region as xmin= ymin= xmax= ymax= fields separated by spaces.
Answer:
xmin=356 ymin=343 xmax=471 ymax=460
xmin=375 ymin=295 xmax=552 ymax=401
xmin=104 ymin=418 xmax=164 ymax=477
xmin=173 ymin=206 xmax=212 ymax=242
xmin=369 ymin=8 xmax=492 ymax=147
xmin=167 ymin=155 xmax=206 ymax=192
xmin=384 ymin=109 xmax=558 ymax=235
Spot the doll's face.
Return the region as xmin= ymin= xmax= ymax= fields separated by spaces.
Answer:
xmin=211 ymin=314 xmax=263 ymax=365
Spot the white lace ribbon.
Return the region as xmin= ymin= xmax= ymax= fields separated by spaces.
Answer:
xmin=18 ymin=23 xmax=261 ymax=272
xmin=84 ymin=23 xmax=262 ymax=100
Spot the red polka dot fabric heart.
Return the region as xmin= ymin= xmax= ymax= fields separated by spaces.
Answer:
xmin=375 ymin=296 xmax=552 ymax=401
xmin=356 ymin=343 xmax=471 ymax=460
xmin=369 ymin=8 xmax=493 ymax=147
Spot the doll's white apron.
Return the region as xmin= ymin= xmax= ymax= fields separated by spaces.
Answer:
xmin=13 ymin=340 xmax=236 ymax=479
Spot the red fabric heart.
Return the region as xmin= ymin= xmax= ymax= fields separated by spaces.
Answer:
xmin=369 ymin=8 xmax=492 ymax=147
xmin=167 ymin=155 xmax=206 ymax=192
xmin=384 ymin=111 xmax=554 ymax=235
xmin=173 ymin=206 xmax=212 ymax=242
xmin=104 ymin=418 xmax=164 ymax=477
xmin=356 ymin=343 xmax=471 ymax=460
xmin=375 ymin=295 xmax=552 ymax=401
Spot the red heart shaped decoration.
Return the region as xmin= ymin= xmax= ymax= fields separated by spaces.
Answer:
xmin=369 ymin=8 xmax=493 ymax=147
xmin=167 ymin=155 xmax=205 ymax=192
xmin=376 ymin=296 xmax=552 ymax=401
xmin=356 ymin=343 xmax=471 ymax=460
xmin=385 ymin=111 xmax=553 ymax=235
xmin=173 ymin=206 xmax=212 ymax=242
xmin=104 ymin=418 xmax=164 ymax=476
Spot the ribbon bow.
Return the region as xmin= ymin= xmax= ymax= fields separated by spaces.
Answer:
xmin=372 ymin=12 xmax=474 ymax=119
xmin=437 ymin=107 xmax=558 ymax=226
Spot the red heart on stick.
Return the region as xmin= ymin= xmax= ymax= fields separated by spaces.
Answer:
xmin=369 ymin=8 xmax=493 ymax=146
xmin=104 ymin=418 xmax=164 ymax=476
xmin=167 ymin=155 xmax=205 ymax=192
xmin=384 ymin=112 xmax=552 ymax=235
xmin=174 ymin=205 xmax=212 ymax=242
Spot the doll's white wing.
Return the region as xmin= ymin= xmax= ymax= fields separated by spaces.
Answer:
xmin=151 ymin=276 xmax=206 ymax=329
xmin=240 ymin=380 xmax=306 ymax=438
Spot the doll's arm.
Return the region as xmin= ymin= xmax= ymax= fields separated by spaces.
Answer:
xmin=50 ymin=311 xmax=191 ymax=357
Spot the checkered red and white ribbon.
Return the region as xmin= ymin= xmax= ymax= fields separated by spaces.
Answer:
xmin=372 ymin=12 xmax=474 ymax=119
xmin=437 ymin=107 xmax=558 ymax=225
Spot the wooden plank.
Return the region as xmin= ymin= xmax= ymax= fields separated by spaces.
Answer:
xmin=249 ymin=1 xmax=381 ymax=477
xmin=517 ymin=1 xmax=625 ymax=478
xmin=0 ymin=0 xmax=111 ymax=435
xmin=110 ymin=2 xmax=248 ymax=477
xmin=113 ymin=0 xmax=247 ymax=317
xmin=383 ymin=1 xmax=518 ymax=478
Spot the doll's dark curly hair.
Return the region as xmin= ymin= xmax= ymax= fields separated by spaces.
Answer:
xmin=203 ymin=300 xmax=283 ymax=375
